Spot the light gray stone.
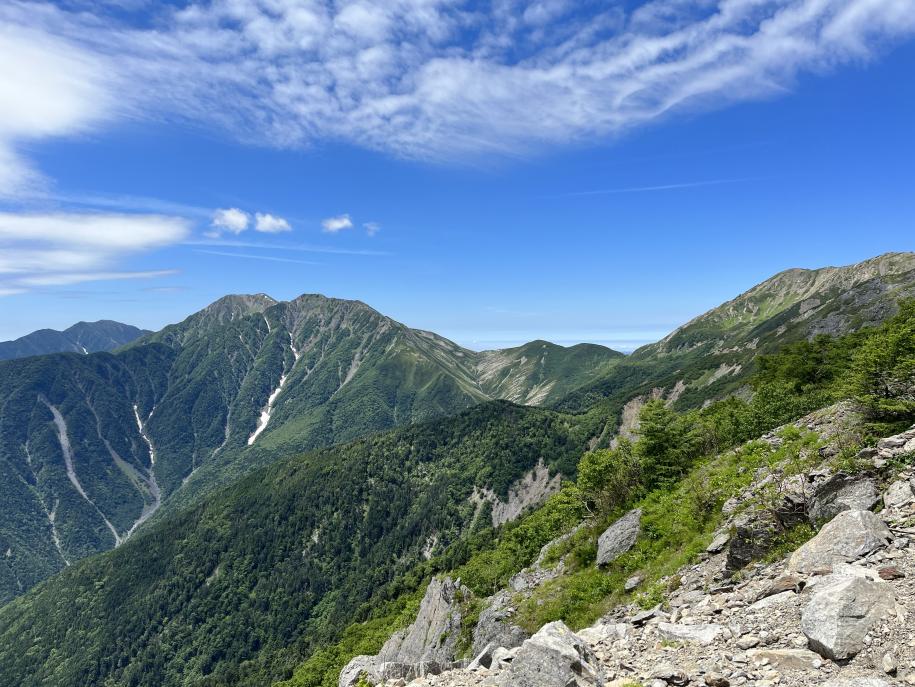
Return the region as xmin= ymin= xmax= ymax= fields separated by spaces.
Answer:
xmin=801 ymin=574 xmax=896 ymax=660
xmin=808 ymin=474 xmax=880 ymax=523
xmin=624 ymin=574 xmax=644 ymax=592
xmin=789 ymin=510 xmax=892 ymax=573
xmin=341 ymin=576 xmax=470 ymax=686
xmin=657 ymin=622 xmax=725 ymax=646
xmin=497 ymin=621 xmax=604 ymax=686
xmin=746 ymin=648 xmax=822 ymax=670
xmin=471 ymin=589 xmax=529 ymax=656
xmin=577 ymin=622 xmax=629 ymax=645
xmin=821 ymin=679 xmax=898 ymax=687
xmin=377 ymin=577 xmax=469 ymax=665
xmin=707 ymin=531 xmax=730 ymax=554
xmin=597 ymin=508 xmax=642 ymax=567
xmin=884 ymin=480 xmax=915 ymax=509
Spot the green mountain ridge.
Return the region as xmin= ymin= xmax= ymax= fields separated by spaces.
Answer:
xmin=0 ymin=320 xmax=149 ymax=361
xmin=556 ymin=251 xmax=915 ymax=418
xmin=0 ymin=293 xmax=621 ymax=603
xmin=2 ymin=254 xmax=913 ymax=687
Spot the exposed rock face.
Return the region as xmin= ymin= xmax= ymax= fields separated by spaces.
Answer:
xmin=378 ymin=577 xmax=469 ymax=665
xmin=801 ymin=573 xmax=896 ymax=660
xmin=339 ymin=656 xmax=387 ymax=687
xmin=597 ymin=508 xmax=642 ymax=567
xmin=340 ymin=577 xmax=470 ymax=686
xmin=497 ymin=621 xmax=604 ymax=687
xmin=475 ymin=460 xmax=562 ymax=527
xmin=789 ymin=510 xmax=892 ymax=573
xmin=472 ymin=526 xmax=585 ymax=656
xmin=808 ymin=474 xmax=880 ymax=523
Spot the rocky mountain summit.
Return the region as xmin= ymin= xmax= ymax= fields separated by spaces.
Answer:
xmin=347 ymin=415 xmax=915 ymax=687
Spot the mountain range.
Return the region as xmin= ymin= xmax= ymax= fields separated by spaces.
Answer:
xmin=0 ymin=252 xmax=913 ymax=687
xmin=0 ymin=293 xmax=622 ymax=601
xmin=0 ymin=320 xmax=149 ymax=361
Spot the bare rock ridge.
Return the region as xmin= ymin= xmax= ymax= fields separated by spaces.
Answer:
xmin=350 ymin=413 xmax=915 ymax=687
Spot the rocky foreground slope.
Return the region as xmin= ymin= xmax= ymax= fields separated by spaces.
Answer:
xmin=345 ymin=412 xmax=915 ymax=687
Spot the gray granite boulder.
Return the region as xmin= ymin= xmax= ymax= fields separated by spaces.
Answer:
xmin=497 ymin=621 xmax=604 ymax=687
xmin=808 ymin=474 xmax=879 ymax=523
xmin=801 ymin=574 xmax=896 ymax=660
xmin=596 ymin=508 xmax=641 ymax=567
xmin=789 ymin=510 xmax=891 ymax=573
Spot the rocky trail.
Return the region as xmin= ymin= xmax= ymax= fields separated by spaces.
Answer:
xmin=344 ymin=416 xmax=915 ymax=687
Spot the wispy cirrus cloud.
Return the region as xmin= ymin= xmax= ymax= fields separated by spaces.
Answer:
xmin=185 ymin=238 xmax=390 ymax=256
xmin=552 ymin=177 xmax=758 ymax=198
xmin=2 ymin=0 xmax=913 ymax=170
xmin=0 ymin=23 xmax=112 ymax=197
xmin=0 ymin=211 xmax=189 ymax=295
xmin=195 ymin=249 xmax=318 ymax=265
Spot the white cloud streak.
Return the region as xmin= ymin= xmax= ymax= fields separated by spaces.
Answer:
xmin=195 ymin=249 xmax=318 ymax=265
xmin=0 ymin=211 xmax=189 ymax=295
xmin=322 ymin=214 xmax=354 ymax=233
xmin=0 ymin=23 xmax=112 ymax=196
xmin=1 ymin=0 xmax=914 ymax=167
xmin=553 ymin=177 xmax=756 ymax=197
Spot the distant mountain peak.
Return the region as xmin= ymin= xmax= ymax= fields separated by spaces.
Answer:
xmin=0 ymin=320 xmax=149 ymax=361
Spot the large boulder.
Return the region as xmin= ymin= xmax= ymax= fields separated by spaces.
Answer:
xmin=801 ymin=574 xmax=896 ymax=660
xmin=597 ymin=509 xmax=642 ymax=567
xmin=789 ymin=510 xmax=891 ymax=573
xmin=498 ymin=621 xmax=604 ymax=687
xmin=808 ymin=474 xmax=879 ymax=523
xmin=339 ymin=656 xmax=381 ymax=687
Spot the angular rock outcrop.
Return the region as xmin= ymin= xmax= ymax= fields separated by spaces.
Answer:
xmin=597 ymin=508 xmax=641 ymax=567
xmin=497 ymin=621 xmax=604 ymax=687
xmin=789 ymin=510 xmax=892 ymax=573
xmin=339 ymin=576 xmax=470 ymax=686
xmin=801 ymin=573 xmax=896 ymax=660
xmin=808 ymin=474 xmax=879 ymax=523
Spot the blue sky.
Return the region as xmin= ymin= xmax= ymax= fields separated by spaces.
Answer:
xmin=0 ymin=1 xmax=913 ymax=350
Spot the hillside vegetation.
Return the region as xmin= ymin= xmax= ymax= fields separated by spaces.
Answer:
xmin=0 ymin=293 xmax=620 ymax=603
xmin=0 ymin=285 xmax=911 ymax=686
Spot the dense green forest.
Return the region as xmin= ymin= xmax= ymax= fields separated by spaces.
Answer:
xmin=0 ymin=401 xmax=596 ymax=687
